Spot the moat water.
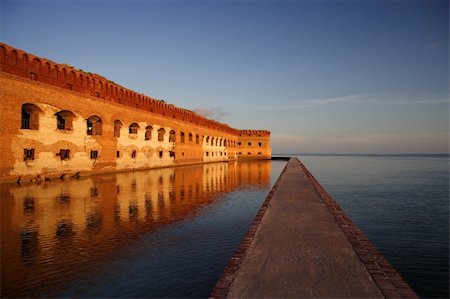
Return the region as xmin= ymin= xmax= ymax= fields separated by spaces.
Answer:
xmin=1 ymin=160 xmax=286 ymax=298
xmin=298 ymin=154 xmax=449 ymax=299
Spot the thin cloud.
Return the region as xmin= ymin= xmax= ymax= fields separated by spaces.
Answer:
xmin=256 ymin=92 xmax=448 ymax=111
xmin=193 ymin=107 xmax=229 ymax=121
xmin=272 ymin=134 xmax=305 ymax=142
xmin=426 ymin=41 xmax=441 ymax=49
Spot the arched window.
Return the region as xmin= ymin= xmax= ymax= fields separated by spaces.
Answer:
xmin=258 ymin=142 xmax=262 ymax=147
xmin=169 ymin=130 xmax=176 ymax=142
xmin=195 ymin=134 xmax=199 ymax=144
xmin=180 ymin=132 xmax=185 ymax=143
xmin=114 ymin=120 xmax=123 ymax=137
xmin=211 ymin=137 xmax=214 ymax=146
xmin=86 ymin=115 xmax=102 ymax=136
xmin=21 ymin=103 xmax=41 ymax=130
xmin=188 ymin=133 xmax=193 ymax=142
xmin=55 ymin=110 xmax=75 ymax=131
xmin=129 ymin=123 xmax=139 ymax=134
xmin=158 ymin=128 xmax=165 ymax=142
xmin=248 ymin=142 xmax=252 ymax=146
xmin=145 ymin=126 xmax=152 ymax=140
xmin=206 ymin=136 xmax=210 ymax=145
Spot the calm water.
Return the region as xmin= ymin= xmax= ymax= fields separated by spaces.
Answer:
xmin=298 ymin=154 xmax=449 ymax=299
xmin=1 ymin=160 xmax=286 ymax=298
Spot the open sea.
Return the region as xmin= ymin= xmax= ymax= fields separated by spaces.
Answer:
xmin=1 ymin=155 xmax=448 ymax=298
xmin=297 ymin=154 xmax=449 ymax=298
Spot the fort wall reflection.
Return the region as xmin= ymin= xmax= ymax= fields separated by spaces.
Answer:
xmin=1 ymin=160 xmax=271 ymax=297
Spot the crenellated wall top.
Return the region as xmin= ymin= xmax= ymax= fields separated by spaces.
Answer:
xmin=238 ymin=130 xmax=271 ymax=137
xmin=0 ymin=42 xmax=270 ymax=136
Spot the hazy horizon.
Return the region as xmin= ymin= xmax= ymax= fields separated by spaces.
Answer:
xmin=2 ymin=0 xmax=448 ymax=154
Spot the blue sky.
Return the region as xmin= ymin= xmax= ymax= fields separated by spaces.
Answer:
xmin=2 ymin=0 xmax=448 ymax=154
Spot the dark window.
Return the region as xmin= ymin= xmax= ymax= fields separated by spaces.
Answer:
xmin=258 ymin=152 xmax=262 ymax=155
xmin=169 ymin=130 xmax=176 ymax=142
xmin=129 ymin=123 xmax=139 ymax=134
xmin=159 ymin=151 xmax=163 ymax=158
xmin=206 ymin=152 xmax=209 ymax=157
xmin=248 ymin=152 xmax=251 ymax=155
xmin=258 ymin=142 xmax=262 ymax=147
xmin=169 ymin=151 xmax=175 ymax=159
xmin=196 ymin=135 xmax=199 ymax=144
xmin=59 ymin=149 xmax=70 ymax=160
xmin=116 ymin=151 xmax=120 ymax=158
xmin=23 ymin=148 xmax=35 ymax=161
xmin=158 ymin=128 xmax=165 ymax=141
xmin=114 ymin=120 xmax=122 ymax=137
xmin=57 ymin=114 xmax=66 ymax=130
xmin=180 ymin=132 xmax=185 ymax=143
xmin=21 ymin=109 xmax=30 ymax=129
xmin=248 ymin=142 xmax=252 ymax=146
xmin=188 ymin=133 xmax=193 ymax=142
xmin=131 ymin=150 xmax=137 ymax=159
xmin=145 ymin=126 xmax=152 ymax=140
xmin=238 ymin=142 xmax=241 ymax=146
xmin=21 ymin=104 xmax=41 ymax=130
xmin=90 ymin=150 xmax=98 ymax=159
xmin=86 ymin=116 xmax=102 ymax=136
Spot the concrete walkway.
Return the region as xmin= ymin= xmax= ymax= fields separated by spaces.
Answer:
xmin=221 ymin=158 xmax=384 ymax=298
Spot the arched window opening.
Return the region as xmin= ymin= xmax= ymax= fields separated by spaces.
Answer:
xmin=258 ymin=142 xmax=262 ymax=147
xmin=158 ymin=128 xmax=165 ymax=142
xmin=145 ymin=126 xmax=152 ymax=140
xmin=86 ymin=115 xmax=102 ymax=136
xmin=21 ymin=103 xmax=41 ymax=130
xmin=129 ymin=123 xmax=139 ymax=134
xmin=114 ymin=120 xmax=123 ymax=137
xmin=211 ymin=137 xmax=214 ymax=146
xmin=159 ymin=150 xmax=163 ymax=158
xmin=131 ymin=150 xmax=137 ymax=159
xmin=55 ymin=110 xmax=75 ymax=131
xmin=188 ymin=133 xmax=193 ymax=142
xmin=206 ymin=136 xmax=210 ymax=145
xmin=248 ymin=142 xmax=252 ymax=146
xmin=196 ymin=135 xmax=199 ymax=144
xmin=219 ymin=139 xmax=223 ymax=146
xmin=238 ymin=142 xmax=242 ymax=146
xmin=169 ymin=151 xmax=176 ymax=159
xmin=180 ymin=132 xmax=185 ymax=143
xmin=169 ymin=130 xmax=176 ymax=142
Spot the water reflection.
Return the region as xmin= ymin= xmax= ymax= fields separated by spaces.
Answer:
xmin=1 ymin=160 xmax=272 ymax=298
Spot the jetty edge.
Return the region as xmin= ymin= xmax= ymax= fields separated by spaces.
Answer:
xmin=210 ymin=157 xmax=418 ymax=298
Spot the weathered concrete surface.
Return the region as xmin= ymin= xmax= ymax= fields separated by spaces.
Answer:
xmin=225 ymin=157 xmax=383 ymax=298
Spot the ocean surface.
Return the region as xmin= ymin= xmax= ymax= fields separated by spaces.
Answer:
xmin=297 ymin=154 xmax=449 ymax=298
xmin=1 ymin=155 xmax=448 ymax=298
xmin=0 ymin=160 xmax=286 ymax=298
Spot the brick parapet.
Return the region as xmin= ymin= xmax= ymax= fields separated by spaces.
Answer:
xmin=0 ymin=42 xmax=240 ymax=135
